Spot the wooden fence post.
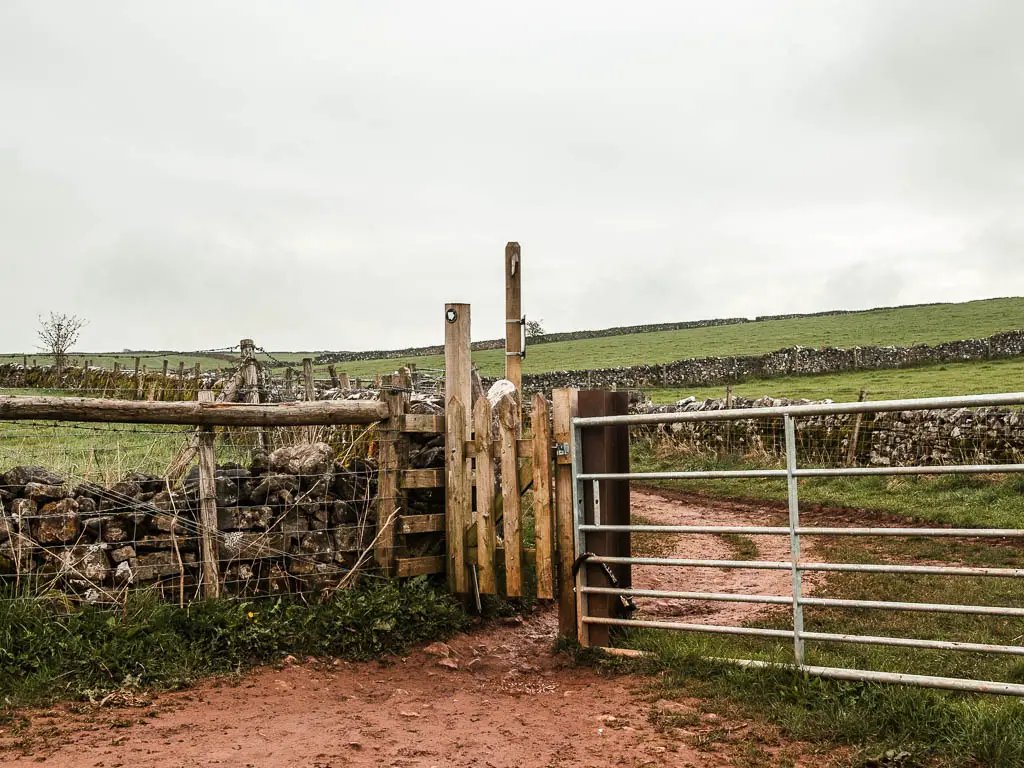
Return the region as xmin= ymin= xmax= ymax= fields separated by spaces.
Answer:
xmin=846 ymin=389 xmax=868 ymax=466
xmin=133 ymin=357 xmax=141 ymax=400
xmin=473 ymin=397 xmax=497 ymax=593
xmin=375 ymin=374 xmax=408 ymax=575
xmin=240 ymin=339 xmax=264 ymax=449
xmin=553 ymin=388 xmax=579 ymax=638
xmin=532 ymin=393 xmax=555 ymax=600
xmin=284 ymin=367 xmax=293 ymax=398
xmin=302 ymin=358 xmax=314 ymax=401
xmin=193 ymin=362 xmax=201 ymax=397
xmin=339 ymin=371 xmax=350 ymax=389
xmin=444 ymin=302 xmax=472 ymax=596
xmin=498 ymin=396 xmax=522 ymax=596
xmin=578 ymin=390 xmax=631 ymax=648
xmin=160 ymin=360 xmax=169 ymax=401
xmin=197 ymin=389 xmax=221 ymax=598
xmin=328 ymin=365 xmax=340 ymax=388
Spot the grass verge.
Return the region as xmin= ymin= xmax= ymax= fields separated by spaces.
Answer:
xmin=0 ymin=577 xmax=467 ymax=708
xmin=617 ymin=441 xmax=1024 ymax=766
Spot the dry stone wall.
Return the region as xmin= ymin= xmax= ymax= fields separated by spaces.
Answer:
xmin=514 ymin=331 xmax=1024 ymax=394
xmin=0 ymin=436 xmax=444 ymax=604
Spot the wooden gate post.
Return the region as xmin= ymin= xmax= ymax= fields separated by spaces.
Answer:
xmin=444 ymin=303 xmax=472 ymax=595
xmin=578 ymin=390 xmax=631 ymax=648
xmin=553 ymin=387 xmax=579 ymax=638
xmin=505 ymin=242 xmax=523 ymax=418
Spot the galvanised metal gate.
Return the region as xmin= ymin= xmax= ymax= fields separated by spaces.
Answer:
xmin=570 ymin=392 xmax=1024 ymax=696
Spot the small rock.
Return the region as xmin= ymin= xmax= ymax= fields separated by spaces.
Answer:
xmin=437 ymin=658 xmax=459 ymax=670
xmin=282 ymin=655 xmax=298 ymax=665
xmin=423 ymin=642 xmax=453 ymax=658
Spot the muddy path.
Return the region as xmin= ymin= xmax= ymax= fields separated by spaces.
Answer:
xmin=629 ymin=488 xmax=805 ymax=627
xmin=0 ymin=490 xmax=833 ymax=768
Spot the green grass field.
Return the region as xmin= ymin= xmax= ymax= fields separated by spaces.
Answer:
xmin=3 ymin=297 xmax=1023 ymax=381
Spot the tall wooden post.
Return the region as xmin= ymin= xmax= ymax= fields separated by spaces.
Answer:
xmin=578 ymin=391 xmax=631 ymax=648
xmin=160 ymin=360 xmax=169 ymax=401
xmin=553 ymin=388 xmax=579 ymax=637
xmin=284 ymin=367 xmax=293 ymax=398
xmin=133 ymin=357 xmax=141 ymax=400
xmin=327 ymin=365 xmax=340 ymax=388
xmin=505 ymin=242 xmax=522 ymax=410
xmin=193 ymin=362 xmax=201 ymax=397
xmin=339 ymin=371 xmax=350 ymax=389
xmin=197 ymin=389 xmax=221 ymax=598
xmin=444 ymin=303 xmax=472 ymax=595
xmin=176 ymin=362 xmax=185 ymax=400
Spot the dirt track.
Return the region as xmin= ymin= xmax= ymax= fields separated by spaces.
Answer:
xmin=0 ymin=491 xmax=824 ymax=767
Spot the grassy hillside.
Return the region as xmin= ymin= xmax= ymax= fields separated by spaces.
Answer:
xmin=2 ymin=297 xmax=1022 ymax=381
xmin=314 ymin=296 xmax=1024 ymax=378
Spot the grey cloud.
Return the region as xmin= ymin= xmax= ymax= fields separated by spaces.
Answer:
xmin=0 ymin=1 xmax=1020 ymax=353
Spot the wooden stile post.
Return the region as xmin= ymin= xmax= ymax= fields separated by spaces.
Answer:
xmin=193 ymin=362 xmax=201 ymax=397
xmin=284 ymin=367 xmax=293 ymax=398
xmin=339 ymin=371 xmax=350 ymax=389
xmin=133 ymin=357 xmax=141 ymax=400
xmin=498 ymin=396 xmax=523 ymax=596
xmin=375 ymin=374 xmax=408 ymax=575
xmin=532 ymin=393 xmax=555 ymax=599
xmin=505 ymin=242 xmax=523 ymax=421
xmin=444 ymin=302 xmax=472 ymax=596
xmin=328 ymin=365 xmax=340 ymax=388
xmin=197 ymin=389 xmax=221 ymax=598
xmin=473 ymin=397 xmax=497 ymax=593
xmin=160 ymin=360 xmax=169 ymax=401
xmin=176 ymin=362 xmax=185 ymax=400
xmin=553 ymin=388 xmax=579 ymax=638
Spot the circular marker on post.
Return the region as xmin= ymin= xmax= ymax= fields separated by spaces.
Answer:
xmin=446 ymin=308 xmax=458 ymax=324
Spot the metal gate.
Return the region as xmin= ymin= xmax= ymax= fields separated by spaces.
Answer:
xmin=570 ymin=392 xmax=1024 ymax=696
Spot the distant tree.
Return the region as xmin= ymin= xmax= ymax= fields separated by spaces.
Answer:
xmin=37 ymin=312 xmax=87 ymax=376
xmin=525 ymin=319 xmax=546 ymax=338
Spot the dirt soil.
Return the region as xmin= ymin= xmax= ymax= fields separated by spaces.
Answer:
xmin=0 ymin=490 xmax=832 ymax=768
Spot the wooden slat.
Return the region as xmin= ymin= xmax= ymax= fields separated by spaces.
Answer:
xmin=401 ymin=413 xmax=445 ymax=433
xmin=498 ymin=396 xmax=522 ymax=596
xmin=467 ymin=547 xmax=536 ymax=567
xmin=474 ymin=397 xmax=497 ymax=594
xmin=396 ymin=555 xmax=446 ymax=577
xmin=397 ymin=513 xmax=445 ymax=534
xmin=532 ymin=393 xmax=554 ymax=600
xmin=553 ymin=388 xmax=579 ymax=638
xmin=400 ymin=468 xmax=445 ymax=489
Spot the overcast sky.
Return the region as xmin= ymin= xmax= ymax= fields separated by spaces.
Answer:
xmin=1 ymin=1 xmax=1021 ymax=353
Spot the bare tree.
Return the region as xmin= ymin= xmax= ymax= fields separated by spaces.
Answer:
xmin=525 ymin=318 xmax=546 ymax=338
xmin=37 ymin=312 xmax=87 ymax=376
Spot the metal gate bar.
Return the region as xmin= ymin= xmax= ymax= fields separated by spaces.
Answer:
xmin=570 ymin=390 xmax=1024 ymax=696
